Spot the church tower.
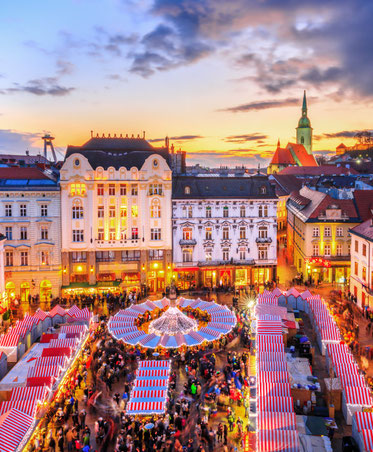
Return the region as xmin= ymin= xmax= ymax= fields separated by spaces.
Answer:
xmin=296 ymin=90 xmax=313 ymax=155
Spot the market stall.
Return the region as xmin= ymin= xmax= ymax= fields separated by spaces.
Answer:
xmin=0 ymin=333 xmax=24 ymax=363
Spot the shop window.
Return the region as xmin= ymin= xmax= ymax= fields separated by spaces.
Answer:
xmin=72 ymin=252 xmax=87 ymax=263
xmin=122 ymin=250 xmax=140 ymax=261
xmin=40 ymin=280 xmax=52 ymax=302
xmin=149 ymin=250 xmax=164 ymax=260
xmin=96 ymin=251 xmax=115 ymax=262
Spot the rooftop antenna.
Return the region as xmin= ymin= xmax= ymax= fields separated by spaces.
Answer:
xmin=90 ymin=130 xmax=93 ymax=138
xmin=42 ymin=133 xmax=57 ymax=163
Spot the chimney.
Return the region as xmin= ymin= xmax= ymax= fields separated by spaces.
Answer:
xmin=165 ymin=136 xmax=169 ymax=150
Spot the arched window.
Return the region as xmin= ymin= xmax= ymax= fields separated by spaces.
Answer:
xmin=70 ymin=183 xmax=86 ymax=197
xmin=108 ymin=167 xmax=115 ymax=179
xmin=184 ymin=186 xmax=191 ymax=195
xmin=151 ymin=199 xmax=161 ymax=218
xmin=96 ymin=167 xmax=104 ymax=179
xmin=5 ymin=282 xmax=15 ymax=300
xmin=72 ymin=199 xmax=84 ymax=219
xmin=119 ymin=167 xmax=127 ymax=180
xmin=131 ymin=168 xmax=138 ymax=180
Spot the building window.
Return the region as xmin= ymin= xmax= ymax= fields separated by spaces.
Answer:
xmin=120 ymin=229 xmax=127 ymax=240
xmin=5 ymin=227 xmax=12 ymax=240
xmin=239 ymin=249 xmax=246 ymax=260
xmin=20 ymin=204 xmax=27 ymax=217
xmin=223 ymin=206 xmax=229 ymax=218
xmin=183 ymin=248 xmax=193 ymax=262
xmin=96 ymin=251 xmax=115 ymax=262
xmin=72 ymin=230 xmax=84 ymax=242
xmin=324 ymin=227 xmax=331 ymax=238
xmin=188 ymin=206 xmax=193 ymax=218
xmin=240 ymin=206 xmax=246 ymax=217
xmin=131 ymin=228 xmax=139 ymax=239
xmin=41 ymin=251 xmax=49 ymax=265
xmin=109 ymin=228 xmax=116 ymax=240
xmin=258 ymin=226 xmax=268 ymax=238
xmin=258 ymin=246 xmax=268 ymax=260
xmin=355 ymin=261 xmax=358 ymax=275
xmin=97 ymin=206 xmax=104 ymax=218
xmin=72 ymin=252 xmax=87 ymax=263
xmin=120 ymin=184 xmax=127 ymax=196
xmin=336 ymin=243 xmax=343 ymax=256
xmin=324 ymin=244 xmax=331 ymax=256
xmin=20 ymin=227 xmax=28 ymax=240
xmin=98 ymin=229 xmax=104 ymax=240
xmin=205 ymin=227 xmax=212 ymax=240
xmin=20 ymin=251 xmax=28 ymax=266
xmin=149 ymin=184 xmax=163 ymax=195
xmin=109 ymin=206 xmax=116 ymax=218
xmin=184 ymin=186 xmax=191 ymax=195
xmin=41 ymin=204 xmax=48 ymax=217
xmin=149 ymin=250 xmax=164 ymax=260
xmin=97 ymin=184 xmax=104 ymax=196
xmin=312 ymin=227 xmax=319 ymax=237
xmin=5 ymin=251 xmax=13 ymax=267
xmin=70 ymin=183 xmax=86 ymax=196
xmin=122 ymin=250 xmax=140 ymax=261
xmin=363 ymin=244 xmax=367 ymax=257
xmin=363 ymin=266 xmax=367 ymax=281
xmin=260 ymin=186 xmax=267 ymax=195
xmin=131 ymin=205 xmax=138 ymax=217
xmin=239 ymin=227 xmax=246 ymax=239
xmin=72 ymin=202 xmax=84 ymax=219
xmin=120 ymin=206 xmax=127 ymax=218
xmin=5 ymin=204 xmax=12 ymax=217
xmin=348 ymin=243 xmax=351 ymax=255
xmin=108 ymin=184 xmax=115 ymax=196
xmin=336 ymin=227 xmax=343 ymax=237
xmin=205 ymin=249 xmax=212 ymax=261
xmin=183 ymin=228 xmax=193 ymax=240
xmin=131 ymin=185 xmax=138 ymax=196
xmin=151 ymin=200 xmax=161 ymax=218
xmin=355 ymin=240 xmax=359 ymax=253
xmin=182 ymin=206 xmax=187 ymax=218
xmin=313 ymin=244 xmax=319 ymax=256
xmin=151 ymin=228 xmax=161 ymax=241
xmin=206 ymin=206 xmax=211 ymax=218
xmin=259 ymin=205 xmax=268 ymax=218
xmin=222 ymin=248 xmax=229 ymax=261
xmin=222 ymin=227 xmax=229 ymax=240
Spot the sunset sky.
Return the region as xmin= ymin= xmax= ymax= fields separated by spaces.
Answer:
xmin=1 ymin=0 xmax=373 ymax=167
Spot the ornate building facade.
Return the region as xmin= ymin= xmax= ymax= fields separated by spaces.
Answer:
xmin=0 ymin=168 xmax=61 ymax=302
xmin=172 ymin=175 xmax=278 ymax=289
xmin=60 ymin=136 xmax=173 ymax=295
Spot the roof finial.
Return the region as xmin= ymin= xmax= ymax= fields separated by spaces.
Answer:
xmin=302 ymin=90 xmax=307 ymax=116
xmin=277 ymin=138 xmax=280 ymax=149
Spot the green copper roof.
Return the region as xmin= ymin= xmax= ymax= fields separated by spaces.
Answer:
xmin=298 ymin=90 xmax=311 ymax=128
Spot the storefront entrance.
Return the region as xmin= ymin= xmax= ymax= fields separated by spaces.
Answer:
xmin=20 ymin=282 xmax=30 ymax=303
xmin=40 ymin=280 xmax=52 ymax=302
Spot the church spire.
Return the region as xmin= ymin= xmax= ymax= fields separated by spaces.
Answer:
xmin=277 ymin=138 xmax=280 ymax=149
xmin=302 ymin=90 xmax=307 ymax=117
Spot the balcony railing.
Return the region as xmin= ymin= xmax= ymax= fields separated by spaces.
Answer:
xmin=256 ymin=237 xmax=272 ymax=243
xmin=198 ymin=259 xmax=255 ymax=267
xmin=179 ymin=239 xmax=197 ymax=246
xmin=95 ymin=239 xmax=139 ymax=247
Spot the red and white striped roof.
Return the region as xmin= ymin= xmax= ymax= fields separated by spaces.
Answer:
xmin=257 ymin=352 xmax=286 ymax=362
xmin=257 ymin=295 xmax=278 ymax=306
xmin=33 ymin=309 xmax=49 ymax=321
xmin=48 ymin=305 xmax=66 ymax=317
xmin=257 ymin=343 xmax=284 ymax=353
xmin=257 ymin=382 xmax=291 ymax=398
xmin=257 ymin=371 xmax=290 ymax=384
xmin=49 ymin=338 xmax=78 ymax=348
xmin=361 ymin=429 xmax=373 ymax=452
xmin=340 ymin=373 xmax=367 ymax=388
xmin=137 ymin=369 xmax=169 ymax=378
xmin=10 ymin=386 xmax=48 ymax=402
xmin=66 ymin=305 xmax=81 ymax=317
xmin=354 ymin=411 xmax=373 ymax=432
xmin=257 ymin=361 xmax=288 ymax=372
xmin=0 ymin=408 xmax=34 ymax=452
xmin=130 ymin=389 xmax=167 ymax=400
xmin=257 ymin=412 xmax=296 ymax=431
xmin=334 ymin=361 xmax=360 ymax=376
xmin=257 ymin=396 xmax=294 ymax=412
xmin=138 ymin=360 xmax=170 ymax=369
xmin=285 ymin=287 xmax=300 ymax=297
xmin=27 ymin=366 xmax=61 ymax=379
xmin=59 ymin=325 xmax=87 ymax=335
xmin=0 ymin=333 xmax=20 ymax=347
xmin=9 ymin=326 xmax=28 ymax=338
xmin=35 ymin=356 xmax=67 ymax=368
xmin=0 ymin=400 xmax=38 ymax=418
xmin=257 ymin=429 xmax=299 ymax=452
xmin=133 ymin=378 xmax=169 ymax=388
xmin=126 ymin=401 xmax=166 ymax=414
xmin=344 ymin=386 xmax=373 ymax=406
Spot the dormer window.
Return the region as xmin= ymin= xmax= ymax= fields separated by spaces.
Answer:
xmin=260 ymin=186 xmax=267 ymax=195
xmin=184 ymin=186 xmax=191 ymax=195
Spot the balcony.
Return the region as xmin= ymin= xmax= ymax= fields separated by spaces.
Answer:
xmin=95 ymin=239 xmax=139 ymax=248
xmin=311 ymin=254 xmax=350 ymax=262
xmin=198 ymin=259 xmax=255 ymax=267
xmin=179 ymin=239 xmax=197 ymax=246
xmin=256 ymin=237 xmax=272 ymax=243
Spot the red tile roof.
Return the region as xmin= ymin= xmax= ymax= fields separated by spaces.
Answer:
xmin=337 ymin=143 xmax=347 ymax=149
xmin=287 ymin=143 xmax=318 ymax=167
xmin=278 ymin=165 xmax=358 ymax=176
xmin=0 ymin=167 xmax=50 ymax=180
xmin=354 ymin=190 xmax=373 ymax=222
xmin=269 ymin=147 xmax=295 ymax=165
xmin=310 ymin=196 xmax=357 ymax=219
xmin=350 ymin=219 xmax=373 ymax=241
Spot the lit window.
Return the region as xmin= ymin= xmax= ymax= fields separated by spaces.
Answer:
xmin=313 ymin=244 xmax=319 ymax=256
xmin=239 ymin=227 xmax=246 ymax=239
xmin=151 ymin=200 xmax=161 ymax=218
xmin=70 ymin=183 xmax=86 ymax=196
xmin=41 ymin=251 xmax=49 ymax=265
xmin=183 ymin=228 xmax=193 ymax=240
xmin=132 ymin=205 xmax=138 ymax=217
xmin=131 ymin=228 xmax=138 ymax=239
xmin=324 ymin=244 xmax=331 ymax=256
xmin=97 ymin=184 xmax=104 ymax=196
xmin=183 ymin=248 xmax=193 ymax=262
xmin=149 ymin=184 xmax=163 ymax=195
xmin=324 ymin=227 xmax=331 ymax=238
xmin=205 ymin=227 xmax=212 ymax=240
xmin=336 ymin=227 xmax=343 ymax=237
xmin=120 ymin=206 xmax=127 ymax=218
xmin=363 ymin=266 xmax=367 ymax=281
xmin=131 ymin=185 xmax=138 ymax=196
xmin=184 ymin=186 xmax=191 ymax=195
xmin=312 ymin=227 xmax=319 ymax=237
xmin=336 ymin=244 xmax=343 ymax=256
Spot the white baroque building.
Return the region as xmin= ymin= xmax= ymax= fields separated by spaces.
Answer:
xmin=172 ymin=175 xmax=278 ymax=289
xmin=60 ymin=135 xmax=173 ymax=295
xmin=0 ymin=167 xmax=61 ymax=302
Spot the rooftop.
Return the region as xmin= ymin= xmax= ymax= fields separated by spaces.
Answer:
xmin=350 ymin=219 xmax=373 ymax=241
xmin=279 ymin=165 xmax=358 ymax=176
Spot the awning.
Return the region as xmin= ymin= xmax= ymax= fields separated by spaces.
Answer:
xmin=61 ymin=282 xmax=92 ymax=289
xmin=10 ymin=386 xmax=48 ymax=402
xmin=126 ymin=401 xmax=166 ymax=415
xmin=0 ymin=409 xmax=34 ymax=452
xmin=0 ymin=400 xmax=38 ymax=417
xmin=257 ymin=412 xmax=296 ymax=431
xmin=355 ymin=412 xmax=373 ymax=431
xmin=257 ymin=396 xmax=294 ymax=412
xmin=173 ymin=267 xmax=199 ymax=272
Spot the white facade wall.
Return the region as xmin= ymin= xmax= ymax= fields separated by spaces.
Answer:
xmin=350 ymin=233 xmax=373 ymax=309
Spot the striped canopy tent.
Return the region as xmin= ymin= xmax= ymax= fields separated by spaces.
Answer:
xmin=340 ymin=373 xmax=367 ymax=389
xmin=256 ymin=335 xmax=283 ymax=345
xmin=257 ymin=371 xmax=290 ymax=384
xmin=137 ymin=369 xmax=169 ymax=378
xmin=138 ymin=360 xmax=170 ymax=369
xmin=33 ymin=309 xmax=52 ymax=332
xmin=126 ymin=401 xmax=166 ymax=415
xmin=257 ymin=352 xmax=287 ymax=362
xmin=300 ymin=289 xmax=312 ymax=300
xmin=41 ymin=347 xmax=72 ymax=357
xmin=35 ymin=356 xmax=68 ymax=368
xmin=49 ymin=305 xmax=66 ymax=317
xmin=334 ymin=361 xmax=360 ymax=376
xmin=139 ymin=333 xmax=161 ymax=349
xmin=109 ymin=321 xmax=136 ymax=328
xmin=257 ymin=412 xmax=296 ymax=431
xmin=115 ymin=309 xmax=139 ymax=318
xmin=257 ymin=382 xmax=291 ymax=398
xmin=257 ymin=343 xmax=284 ymax=353
xmin=118 ymin=330 xmax=148 ymax=345
xmin=206 ymin=322 xmax=231 ymax=332
xmin=344 ymin=386 xmax=373 ymax=406
xmin=257 ymin=396 xmax=294 ymax=413
xmin=130 ymin=389 xmax=167 ymax=402
xmin=0 ymin=400 xmax=39 ymax=417
xmin=271 ymin=287 xmax=283 ymax=297
xmin=257 ymin=294 xmax=278 ymax=306
xmin=255 ymin=305 xmax=288 ymax=320
xmin=49 ymin=338 xmax=78 ymax=348
xmin=130 ymin=304 xmax=149 ymax=314
xmin=0 ymin=333 xmax=21 ymax=347
xmin=59 ymin=325 xmax=87 ymax=335
xmin=257 ymin=361 xmax=288 ymax=372
xmin=143 ymin=300 xmax=159 ymax=310
xmin=199 ymin=327 xmax=224 ymax=340
xmin=354 ymin=411 xmax=373 ymax=431
xmin=157 ymin=335 xmax=179 ymax=349
xmin=9 ymin=326 xmax=29 ymax=338
xmin=0 ymin=408 xmax=34 ymax=452
xmin=257 ymin=430 xmax=299 ymax=452
xmin=285 ymin=287 xmax=301 ymax=309
xmin=10 ymin=386 xmax=49 ymax=402
xmin=133 ymin=378 xmax=169 ymax=389
xmin=361 ymin=430 xmax=373 ymax=452
xmin=66 ymin=305 xmax=81 ymax=318
xmin=27 ymin=365 xmax=62 ymax=379
xmin=33 ymin=309 xmax=49 ymax=322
